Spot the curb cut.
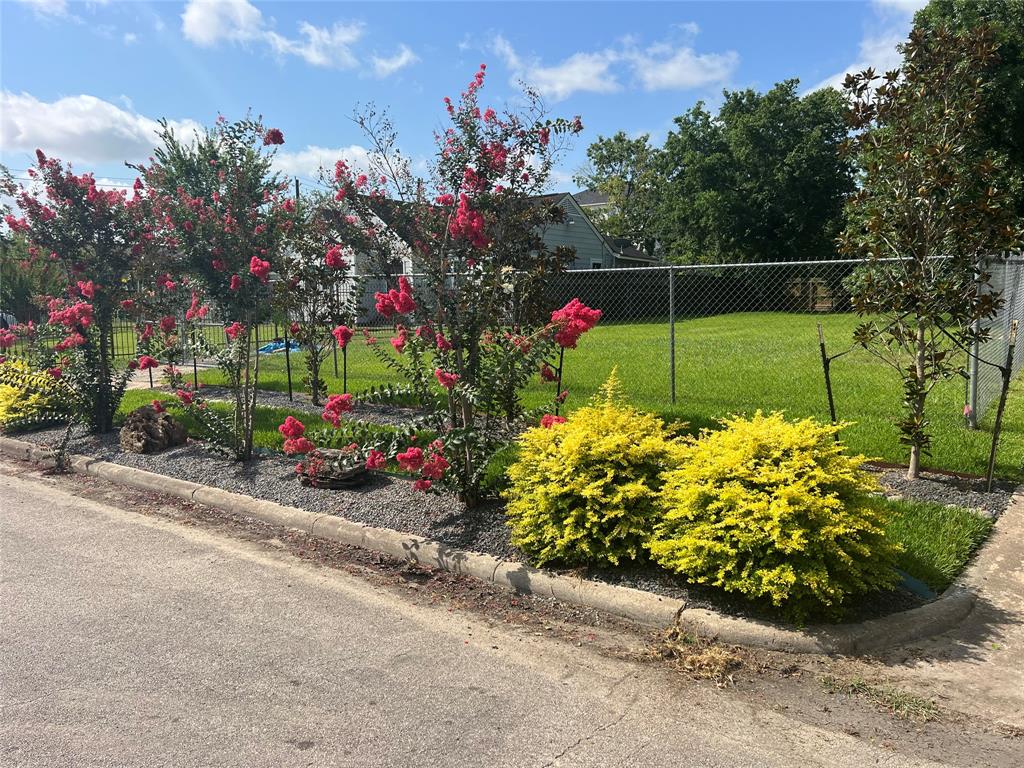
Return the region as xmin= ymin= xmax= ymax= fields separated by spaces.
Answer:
xmin=0 ymin=435 xmax=977 ymax=654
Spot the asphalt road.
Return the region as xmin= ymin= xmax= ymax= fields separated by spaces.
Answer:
xmin=0 ymin=466 xmax=946 ymax=767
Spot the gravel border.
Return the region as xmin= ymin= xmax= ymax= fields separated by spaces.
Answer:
xmin=11 ymin=424 xmax=968 ymax=624
xmin=868 ymin=465 xmax=1015 ymax=519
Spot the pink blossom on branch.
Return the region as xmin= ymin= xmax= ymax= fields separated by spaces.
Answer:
xmin=365 ymin=449 xmax=387 ymax=470
xmin=262 ymin=128 xmax=285 ymax=146
xmin=224 ymin=321 xmax=246 ymax=341
xmin=540 ymin=414 xmax=567 ymax=428
xmin=332 ymin=325 xmax=353 ymax=348
xmin=434 ymin=368 xmax=459 ymax=390
xmin=324 ymin=245 xmax=349 ymax=270
xmin=249 ymin=256 xmax=271 ymax=283
xmin=550 ymin=298 xmax=602 ymax=348
xmin=277 ymin=415 xmax=306 ymax=439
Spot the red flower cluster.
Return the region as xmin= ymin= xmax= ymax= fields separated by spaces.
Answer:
xmin=0 ymin=329 xmax=16 ymax=349
xmin=262 ymin=128 xmax=285 ymax=146
xmin=77 ymin=280 xmax=95 ymax=299
xmin=540 ymin=414 xmax=567 ymax=429
xmin=396 ymin=440 xmax=449 ymax=491
xmin=539 ymin=363 xmax=557 ymax=382
xmin=278 ymin=415 xmax=305 ymax=439
xmin=225 ymin=321 xmax=246 ymax=341
xmin=325 ymin=245 xmax=349 ymax=269
xmin=283 ymin=437 xmax=315 ymax=455
xmin=185 ymin=292 xmax=209 ymax=321
xmin=229 ymin=274 xmax=242 ymax=291
xmin=390 ymin=326 xmax=409 ymax=354
xmin=374 ymin=276 xmax=416 ymax=318
xmin=176 ymin=389 xmax=194 ymax=405
xmin=137 ymin=355 xmax=160 ymax=370
xmin=321 ymin=393 xmax=353 ymax=427
xmin=434 ymin=368 xmax=459 ymax=390
xmin=159 ymin=315 xmax=176 ymax=334
xmin=550 ymin=298 xmax=602 ymax=349
xmin=249 ymin=256 xmax=271 ymax=283
xmin=448 ymin=193 xmax=488 ymax=248
xmin=332 ymin=324 xmax=353 ymax=348
xmin=365 ymin=449 xmax=387 ymax=470
xmin=48 ymin=300 xmax=93 ymax=330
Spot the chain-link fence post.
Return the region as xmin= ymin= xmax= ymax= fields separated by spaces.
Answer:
xmin=668 ymin=265 xmax=676 ymax=405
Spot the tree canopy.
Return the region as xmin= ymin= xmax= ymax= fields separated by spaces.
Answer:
xmin=655 ymin=80 xmax=853 ymax=264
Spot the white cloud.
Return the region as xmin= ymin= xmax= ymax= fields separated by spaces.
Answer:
xmin=271 ymin=144 xmax=374 ymax=180
xmin=372 ymin=44 xmax=419 ymax=78
xmin=493 ymin=36 xmax=619 ymax=101
xmin=491 ymin=31 xmax=736 ymax=102
xmin=123 ymin=31 xmax=138 ymax=45
xmin=181 ymin=0 xmax=263 ymax=47
xmin=14 ymin=0 xmax=72 ymax=19
xmin=180 ymin=0 xmax=370 ymax=70
xmin=810 ymin=0 xmax=922 ymax=92
xmin=627 ymin=42 xmax=738 ymax=91
xmin=0 ymin=91 xmax=201 ymax=166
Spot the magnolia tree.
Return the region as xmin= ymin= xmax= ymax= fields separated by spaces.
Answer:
xmin=0 ymin=151 xmax=154 ymax=432
xmin=280 ymin=66 xmax=599 ymax=507
xmin=136 ymin=117 xmax=293 ymax=459
xmin=841 ymin=25 xmax=1022 ymax=479
xmin=276 ymin=183 xmax=395 ymax=405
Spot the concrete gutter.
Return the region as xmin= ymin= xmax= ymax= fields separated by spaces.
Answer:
xmin=0 ymin=434 xmax=977 ymax=655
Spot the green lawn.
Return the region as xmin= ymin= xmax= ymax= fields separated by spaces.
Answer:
xmin=187 ymin=312 xmax=1024 ymax=479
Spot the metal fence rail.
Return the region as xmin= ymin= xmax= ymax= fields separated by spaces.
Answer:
xmin=3 ymin=255 xmax=1020 ymax=421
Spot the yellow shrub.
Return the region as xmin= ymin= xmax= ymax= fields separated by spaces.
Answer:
xmin=0 ymin=359 xmax=65 ymax=430
xmin=650 ymin=411 xmax=899 ymax=619
xmin=504 ymin=372 xmax=686 ymax=567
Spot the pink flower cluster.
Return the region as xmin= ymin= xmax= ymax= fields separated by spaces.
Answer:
xmin=374 ymin=276 xmax=416 ymax=318
xmin=249 ymin=256 xmax=271 ymax=283
xmin=540 ymin=414 xmax=567 ymax=429
xmin=48 ymin=300 xmax=93 ymax=330
xmin=434 ymin=368 xmax=459 ymax=390
xmin=325 ymin=245 xmax=349 ymax=270
xmin=262 ymin=128 xmax=285 ymax=146
xmin=550 ymin=298 xmax=602 ymax=349
xmin=447 ymin=193 xmax=488 ymax=249
xmin=185 ymin=292 xmax=209 ymax=321
xmin=396 ymin=440 xmax=450 ymax=491
xmin=137 ymin=355 xmax=160 ymax=370
xmin=321 ymin=393 xmax=353 ymax=427
xmin=332 ymin=324 xmax=353 ymax=349
xmin=278 ymin=416 xmax=315 ymax=455
xmin=225 ymin=321 xmax=246 ymax=341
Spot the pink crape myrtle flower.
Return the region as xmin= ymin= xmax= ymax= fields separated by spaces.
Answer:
xmin=396 ymin=446 xmax=424 ymax=472
xmin=137 ymin=355 xmax=160 ymax=370
xmin=434 ymin=368 xmax=459 ymax=390
xmin=283 ymin=437 xmax=315 ymax=455
xmin=262 ymin=128 xmax=285 ymax=146
xmin=365 ymin=449 xmax=387 ymax=470
xmin=325 ymin=245 xmax=349 ymax=269
xmin=321 ymin=393 xmax=353 ymax=427
xmin=224 ymin=321 xmax=246 ymax=341
xmin=374 ymin=276 xmax=417 ymax=318
xmin=278 ymin=416 xmax=305 ymax=439
xmin=332 ymin=325 xmax=353 ymax=349
xmin=249 ymin=256 xmax=271 ymax=283
xmin=540 ymin=414 xmax=567 ymax=429
xmin=550 ymin=298 xmax=602 ymax=349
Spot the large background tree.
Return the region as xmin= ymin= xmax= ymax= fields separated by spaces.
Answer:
xmin=915 ymin=0 xmax=1024 ymax=217
xmin=573 ymin=131 xmax=661 ymax=256
xmin=841 ymin=25 xmax=1022 ymax=480
xmin=656 ymin=80 xmax=853 ymax=264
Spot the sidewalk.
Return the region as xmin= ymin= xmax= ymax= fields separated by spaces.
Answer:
xmin=876 ymin=493 xmax=1024 ymax=730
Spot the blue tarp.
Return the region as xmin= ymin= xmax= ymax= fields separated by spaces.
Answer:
xmin=257 ymin=340 xmax=300 ymax=354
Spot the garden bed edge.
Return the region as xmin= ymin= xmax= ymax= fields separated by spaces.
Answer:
xmin=0 ymin=434 xmax=977 ymax=655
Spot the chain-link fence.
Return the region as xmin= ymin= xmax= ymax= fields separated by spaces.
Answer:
xmin=4 ymin=256 xmax=1021 ymax=421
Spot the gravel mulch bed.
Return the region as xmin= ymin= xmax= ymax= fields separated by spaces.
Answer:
xmin=13 ymin=425 xmax=1008 ymax=624
xmin=868 ymin=465 xmax=1016 ymax=519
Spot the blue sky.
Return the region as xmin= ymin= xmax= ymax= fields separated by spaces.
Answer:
xmin=1 ymin=0 xmax=926 ymax=193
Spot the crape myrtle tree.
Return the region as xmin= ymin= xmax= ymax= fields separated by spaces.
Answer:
xmin=136 ymin=116 xmax=294 ymax=460
xmin=275 ymin=183 xmax=395 ymax=405
xmin=0 ymin=151 xmax=156 ymax=433
xmin=282 ymin=66 xmax=597 ymax=507
xmin=840 ymin=25 xmax=1023 ymax=479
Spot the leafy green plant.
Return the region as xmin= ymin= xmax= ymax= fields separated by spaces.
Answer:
xmin=503 ymin=372 xmax=686 ymax=567
xmin=650 ymin=412 xmax=900 ymax=619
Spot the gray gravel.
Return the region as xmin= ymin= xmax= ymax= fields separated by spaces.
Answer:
xmin=869 ymin=465 xmax=1016 ymax=519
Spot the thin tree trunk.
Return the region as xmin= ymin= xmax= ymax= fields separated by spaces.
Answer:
xmin=907 ymin=324 xmax=928 ymax=480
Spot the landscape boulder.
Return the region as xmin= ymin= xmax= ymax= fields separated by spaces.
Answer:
xmin=119 ymin=405 xmax=188 ymax=454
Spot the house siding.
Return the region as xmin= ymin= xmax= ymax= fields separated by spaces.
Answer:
xmin=539 ymin=195 xmax=615 ymax=269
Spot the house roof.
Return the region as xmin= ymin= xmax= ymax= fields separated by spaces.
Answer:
xmin=573 ymin=188 xmax=610 ymax=207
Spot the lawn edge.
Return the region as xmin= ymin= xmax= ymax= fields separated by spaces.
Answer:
xmin=0 ymin=434 xmax=979 ymax=656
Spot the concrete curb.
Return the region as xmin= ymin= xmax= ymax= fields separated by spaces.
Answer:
xmin=0 ymin=435 xmax=977 ymax=654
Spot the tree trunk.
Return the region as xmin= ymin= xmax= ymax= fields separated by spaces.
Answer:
xmin=907 ymin=324 xmax=928 ymax=480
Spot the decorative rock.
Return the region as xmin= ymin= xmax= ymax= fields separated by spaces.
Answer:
xmin=119 ymin=405 xmax=188 ymax=454
xmin=297 ymin=447 xmax=370 ymax=489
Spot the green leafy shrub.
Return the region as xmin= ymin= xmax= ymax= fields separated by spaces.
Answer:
xmin=650 ymin=412 xmax=900 ymax=619
xmin=503 ymin=373 xmax=685 ymax=567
